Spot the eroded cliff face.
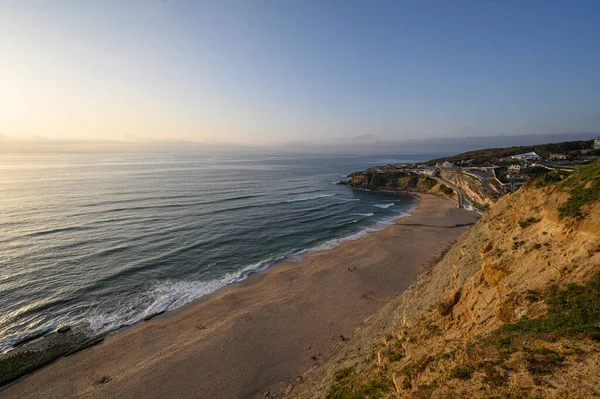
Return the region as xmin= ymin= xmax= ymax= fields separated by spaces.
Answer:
xmin=288 ymin=162 xmax=600 ymax=399
xmin=439 ymin=170 xmax=500 ymax=209
xmin=346 ymin=171 xmax=456 ymax=200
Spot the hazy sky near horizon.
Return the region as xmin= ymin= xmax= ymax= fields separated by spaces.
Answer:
xmin=1 ymin=0 xmax=599 ymax=146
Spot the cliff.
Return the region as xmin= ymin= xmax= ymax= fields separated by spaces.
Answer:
xmin=345 ymin=170 xmax=456 ymax=200
xmin=289 ymin=161 xmax=600 ymax=398
xmin=439 ymin=170 xmax=501 ymax=209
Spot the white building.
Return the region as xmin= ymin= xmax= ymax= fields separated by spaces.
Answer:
xmin=422 ymin=169 xmax=440 ymax=177
xmin=506 ymin=172 xmax=528 ymax=180
xmin=594 ymin=136 xmax=600 ymax=150
xmin=435 ymin=161 xmax=455 ymax=169
xmin=549 ymin=153 xmax=567 ymax=160
xmin=508 ymin=164 xmax=523 ymax=172
xmin=511 ymin=152 xmax=541 ymax=161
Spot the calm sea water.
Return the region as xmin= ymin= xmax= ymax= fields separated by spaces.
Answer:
xmin=0 ymin=152 xmax=430 ymax=353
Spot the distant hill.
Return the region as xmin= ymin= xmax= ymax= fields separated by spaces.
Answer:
xmin=425 ymin=139 xmax=595 ymax=166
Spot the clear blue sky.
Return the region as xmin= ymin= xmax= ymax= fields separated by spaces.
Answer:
xmin=1 ymin=0 xmax=599 ymax=147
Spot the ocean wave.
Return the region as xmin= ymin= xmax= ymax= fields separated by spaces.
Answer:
xmin=25 ymin=225 xmax=95 ymax=238
xmin=297 ymin=202 xmax=418 ymax=255
xmin=339 ymin=198 xmax=360 ymax=202
xmin=297 ymin=230 xmax=370 ymax=254
xmin=86 ymin=257 xmax=282 ymax=333
xmin=351 ymin=212 xmax=374 ymax=217
xmin=373 ymin=203 xmax=394 ymax=209
xmin=285 ymin=193 xmax=336 ymax=203
xmin=68 ymin=193 xmax=265 ymax=219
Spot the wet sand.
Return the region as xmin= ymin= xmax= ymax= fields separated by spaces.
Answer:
xmin=0 ymin=194 xmax=479 ymax=399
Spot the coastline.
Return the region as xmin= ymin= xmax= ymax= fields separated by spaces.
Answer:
xmin=0 ymin=194 xmax=479 ymax=399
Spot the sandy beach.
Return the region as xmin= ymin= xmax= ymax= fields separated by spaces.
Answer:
xmin=1 ymin=194 xmax=479 ymax=399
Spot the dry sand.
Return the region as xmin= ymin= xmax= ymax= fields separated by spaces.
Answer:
xmin=0 ymin=194 xmax=479 ymax=399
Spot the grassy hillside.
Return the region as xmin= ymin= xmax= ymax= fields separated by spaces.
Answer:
xmin=425 ymin=139 xmax=595 ymax=166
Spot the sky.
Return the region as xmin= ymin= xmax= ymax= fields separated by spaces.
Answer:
xmin=1 ymin=0 xmax=599 ymax=151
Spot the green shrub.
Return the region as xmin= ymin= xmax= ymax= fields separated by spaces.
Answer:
xmin=334 ymin=367 xmax=353 ymax=381
xmin=496 ymin=272 xmax=600 ymax=338
xmin=525 ymin=348 xmax=564 ymax=374
xmin=525 ymin=290 xmax=542 ymax=302
xmin=559 ymin=185 xmax=600 ymax=218
xmin=512 ymin=241 xmax=526 ymax=250
xmin=533 ymin=171 xmax=565 ymax=187
xmin=424 ymin=322 xmax=441 ymax=335
xmin=451 ymin=366 xmax=473 ymax=380
xmin=401 ymin=355 xmax=433 ymax=378
xmin=518 ymin=217 xmax=540 ymax=228
xmin=558 ymin=161 xmax=600 ymax=218
xmin=325 ymin=367 xmax=393 ymax=399
xmin=439 ymin=184 xmax=454 ymax=195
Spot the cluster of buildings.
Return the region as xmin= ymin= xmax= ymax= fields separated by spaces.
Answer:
xmin=499 ymin=151 xmax=568 ymax=163
xmin=435 ymin=161 xmax=455 ymax=169
xmin=500 ymin=151 xmax=569 ymax=181
xmin=365 ymin=137 xmax=599 ymax=193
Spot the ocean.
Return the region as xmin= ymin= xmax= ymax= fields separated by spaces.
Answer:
xmin=0 ymin=152 xmax=431 ymax=353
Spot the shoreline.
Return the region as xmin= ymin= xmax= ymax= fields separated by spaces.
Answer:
xmin=0 ymin=194 xmax=479 ymax=399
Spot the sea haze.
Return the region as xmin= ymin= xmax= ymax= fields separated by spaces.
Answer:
xmin=0 ymin=152 xmax=428 ymax=352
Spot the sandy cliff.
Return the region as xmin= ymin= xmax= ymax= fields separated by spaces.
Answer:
xmin=439 ymin=170 xmax=500 ymax=209
xmin=289 ymin=161 xmax=600 ymax=398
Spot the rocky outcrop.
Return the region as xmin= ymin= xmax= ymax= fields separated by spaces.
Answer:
xmin=288 ymin=161 xmax=600 ymax=399
xmin=345 ymin=170 xmax=456 ymax=200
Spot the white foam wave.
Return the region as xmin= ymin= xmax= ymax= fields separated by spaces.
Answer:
xmin=297 ymin=202 xmax=418 ymax=256
xmin=339 ymin=198 xmax=360 ymax=202
xmin=352 ymin=212 xmax=374 ymax=217
xmin=297 ymin=230 xmax=369 ymax=254
xmin=374 ymin=203 xmax=394 ymax=209
xmin=86 ymin=257 xmax=281 ymax=333
xmin=285 ymin=193 xmax=336 ymax=203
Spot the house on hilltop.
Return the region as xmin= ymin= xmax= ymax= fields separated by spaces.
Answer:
xmin=421 ymin=168 xmax=440 ymax=177
xmin=506 ymin=172 xmax=528 ymax=180
xmin=508 ymin=164 xmax=524 ymax=172
xmin=594 ymin=136 xmax=600 ymax=150
xmin=549 ymin=153 xmax=567 ymax=160
xmin=435 ymin=161 xmax=455 ymax=169
xmin=511 ymin=152 xmax=541 ymax=161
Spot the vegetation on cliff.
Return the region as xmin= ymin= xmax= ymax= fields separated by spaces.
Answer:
xmin=557 ymin=161 xmax=600 ymax=218
xmin=346 ymin=170 xmax=435 ymax=191
xmin=291 ymin=161 xmax=600 ymax=399
xmin=529 ymin=161 xmax=600 ymax=218
xmin=344 ymin=170 xmax=454 ymax=200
